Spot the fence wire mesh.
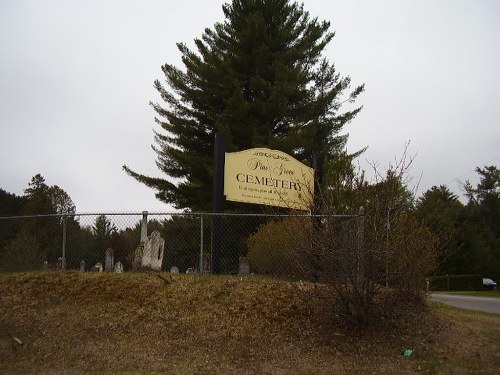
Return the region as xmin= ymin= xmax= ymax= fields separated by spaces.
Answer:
xmin=0 ymin=212 xmax=362 ymax=278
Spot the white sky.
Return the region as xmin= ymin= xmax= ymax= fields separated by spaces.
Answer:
xmin=1 ymin=0 xmax=499 ymax=212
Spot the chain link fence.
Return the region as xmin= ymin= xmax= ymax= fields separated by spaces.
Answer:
xmin=0 ymin=211 xmax=363 ymax=278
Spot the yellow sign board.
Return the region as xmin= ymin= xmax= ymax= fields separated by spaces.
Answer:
xmin=224 ymin=148 xmax=314 ymax=211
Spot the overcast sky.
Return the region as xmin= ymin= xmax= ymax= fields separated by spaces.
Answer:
xmin=1 ymin=0 xmax=499 ymax=213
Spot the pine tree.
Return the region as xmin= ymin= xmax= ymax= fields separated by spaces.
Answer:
xmin=124 ymin=0 xmax=364 ymax=210
xmin=416 ymin=185 xmax=465 ymax=274
xmin=21 ymin=174 xmax=77 ymax=263
xmin=23 ymin=174 xmax=53 ymax=215
xmin=92 ymin=214 xmax=117 ymax=253
xmin=23 ymin=174 xmax=76 ymax=216
xmin=463 ymin=166 xmax=500 ymax=275
xmin=0 ymin=189 xmax=24 ymax=260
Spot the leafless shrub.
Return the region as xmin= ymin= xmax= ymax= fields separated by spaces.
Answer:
xmin=248 ymin=147 xmax=438 ymax=328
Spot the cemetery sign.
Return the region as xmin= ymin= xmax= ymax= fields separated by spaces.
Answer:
xmin=224 ymin=148 xmax=314 ymax=211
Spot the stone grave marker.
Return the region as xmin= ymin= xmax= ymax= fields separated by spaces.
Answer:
xmin=132 ymin=211 xmax=148 ymax=271
xmin=238 ymin=257 xmax=250 ymax=275
xmin=132 ymin=212 xmax=165 ymax=271
xmin=91 ymin=262 xmax=103 ymax=272
xmin=170 ymin=266 xmax=179 ymax=274
xmin=141 ymin=231 xmax=165 ymax=270
xmin=114 ymin=261 xmax=124 ymax=273
xmin=201 ymin=252 xmax=211 ymax=274
xmin=104 ymin=248 xmax=114 ymax=272
xmin=79 ymin=260 xmax=85 ymax=272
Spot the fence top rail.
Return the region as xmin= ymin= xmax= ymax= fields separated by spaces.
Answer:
xmin=0 ymin=211 xmax=360 ymax=220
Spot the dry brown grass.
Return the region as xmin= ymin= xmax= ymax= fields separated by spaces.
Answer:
xmin=425 ymin=302 xmax=500 ymax=375
xmin=0 ymin=272 xmax=498 ymax=374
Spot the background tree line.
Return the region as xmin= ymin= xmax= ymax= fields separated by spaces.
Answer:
xmin=0 ymin=174 xmax=143 ymax=271
xmin=416 ymin=166 xmax=500 ymax=278
xmin=1 ymin=163 xmax=498 ymax=281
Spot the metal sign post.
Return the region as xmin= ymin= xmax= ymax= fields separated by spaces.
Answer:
xmin=211 ymin=133 xmax=225 ymax=274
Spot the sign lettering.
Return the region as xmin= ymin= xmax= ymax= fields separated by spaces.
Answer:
xmin=224 ymin=148 xmax=314 ymax=210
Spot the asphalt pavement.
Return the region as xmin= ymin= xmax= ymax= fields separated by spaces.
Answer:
xmin=429 ymin=293 xmax=500 ymax=315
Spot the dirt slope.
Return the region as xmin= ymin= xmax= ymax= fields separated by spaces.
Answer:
xmin=0 ymin=272 xmax=498 ymax=374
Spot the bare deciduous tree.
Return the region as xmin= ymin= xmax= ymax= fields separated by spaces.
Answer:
xmin=248 ymin=148 xmax=438 ymax=327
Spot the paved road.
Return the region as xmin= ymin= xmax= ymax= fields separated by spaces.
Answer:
xmin=429 ymin=293 xmax=500 ymax=315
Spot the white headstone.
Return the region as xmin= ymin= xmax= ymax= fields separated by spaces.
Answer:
xmin=79 ymin=260 xmax=85 ymax=272
xmin=132 ymin=212 xmax=149 ymax=271
xmin=114 ymin=261 xmax=124 ymax=273
xmin=141 ymin=230 xmax=165 ymax=271
xmin=170 ymin=266 xmax=179 ymax=275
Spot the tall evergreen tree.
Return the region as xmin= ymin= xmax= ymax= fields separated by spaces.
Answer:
xmin=23 ymin=174 xmax=76 ymax=216
xmin=124 ymin=0 xmax=364 ymax=211
xmin=23 ymin=174 xmax=53 ymax=215
xmin=0 ymin=189 xmax=24 ymax=260
xmin=464 ymin=166 xmax=500 ymax=237
xmin=92 ymin=214 xmax=117 ymax=253
xmin=21 ymin=174 xmax=77 ymax=263
xmin=463 ymin=166 xmax=500 ymax=275
xmin=416 ymin=185 xmax=465 ymax=274
xmin=0 ymin=188 xmax=23 ymax=216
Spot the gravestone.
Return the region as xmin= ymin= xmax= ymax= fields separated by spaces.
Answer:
xmin=114 ymin=261 xmax=124 ymax=273
xmin=91 ymin=262 xmax=103 ymax=272
xmin=132 ymin=243 xmax=144 ymax=271
xmin=170 ymin=266 xmax=179 ymax=275
xmin=79 ymin=260 xmax=85 ymax=272
xmin=132 ymin=212 xmax=166 ymax=271
xmin=202 ymin=252 xmax=211 ymax=274
xmin=132 ymin=211 xmax=148 ymax=271
xmin=43 ymin=261 xmax=48 ymax=271
xmin=104 ymin=248 xmax=114 ymax=272
xmin=238 ymin=257 xmax=250 ymax=275
xmin=140 ymin=231 xmax=165 ymax=271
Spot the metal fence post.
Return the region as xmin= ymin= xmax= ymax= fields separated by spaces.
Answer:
xmin=357 ymin=206 xmax=365 ymax=287
xmin=141 ymin=211 xmax=148 ymax=242
xmin=199 ymin=215 xmax=204 ymax=273
xmin=212 ymin=133 xmax=225 ymax=274
xmin=61 ymin=216 xmax=67 ymax=270
xmin=385 ymin=205 xmax=390 ymax=288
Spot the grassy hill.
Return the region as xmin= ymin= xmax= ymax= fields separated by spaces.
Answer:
xmin=1 ymin=272 xmax=499 ymax=374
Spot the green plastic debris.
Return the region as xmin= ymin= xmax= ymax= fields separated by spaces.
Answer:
xmin=403 ymin=348 xmax=414 ymax=357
